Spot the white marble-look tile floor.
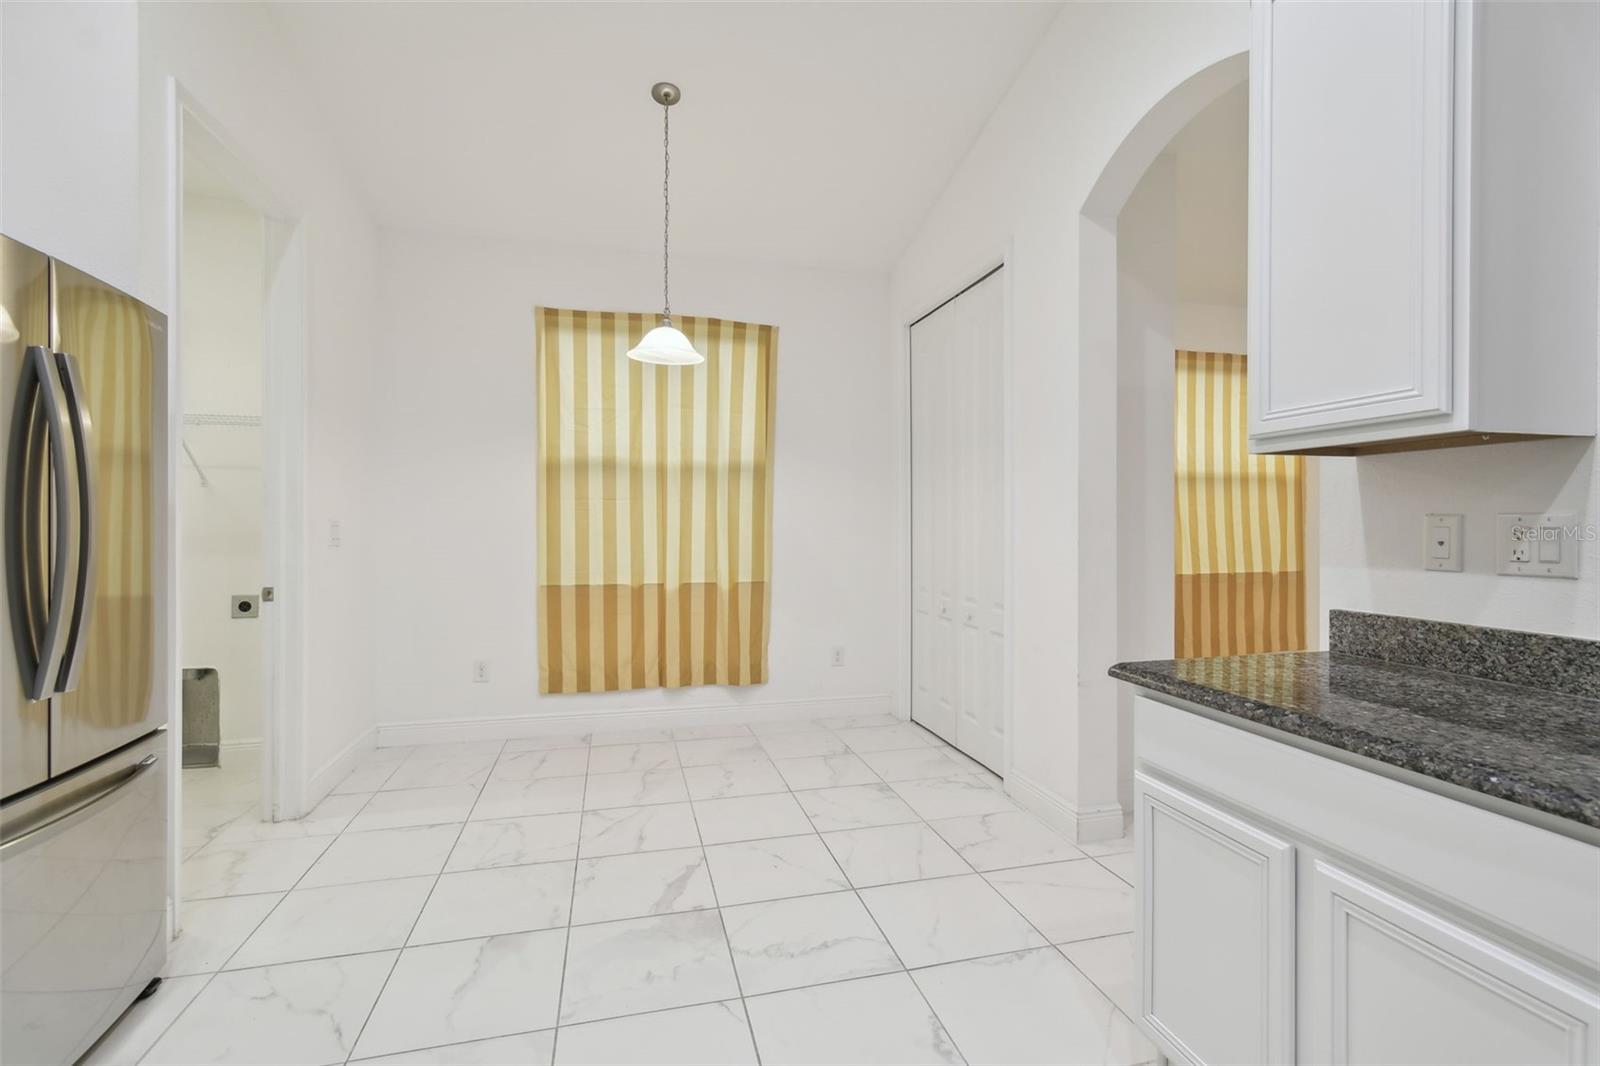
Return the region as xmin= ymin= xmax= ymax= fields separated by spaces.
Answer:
xmin=85 ymin=714 xmax=1151 ymax=1066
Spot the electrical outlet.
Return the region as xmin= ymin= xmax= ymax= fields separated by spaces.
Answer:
xmin=1497 ymin=513 xmax=1580 ymax=578
xmin=472 ymin=660 xmax=490 ymax=683
xmin=329 ymin=519 xmax=342 ymax=548
xmin=830 ymin=646 xmax=845 ymax=668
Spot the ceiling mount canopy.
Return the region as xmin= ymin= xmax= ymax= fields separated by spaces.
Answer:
xmin=628 ymin=81 xmax=704 ymax=366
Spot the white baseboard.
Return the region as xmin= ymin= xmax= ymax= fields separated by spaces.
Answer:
xmin=376 ymin=694 xmax=897 ymax=749
xmin=304 ymin=725 xmax=376 ymax=809
xmin=1005 ymin=770 xmax=1127 ymax=844
xmin=1073 ymin=802 xmax=1130 ymax=843
xmin=205 ymin=738 xmax=261 ymax=770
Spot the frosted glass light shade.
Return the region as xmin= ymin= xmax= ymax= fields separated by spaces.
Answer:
xmin=627 ymin=323 xmax=704 ymax=366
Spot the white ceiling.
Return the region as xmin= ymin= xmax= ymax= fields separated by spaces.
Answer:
xmin=271 ymin=2 xmax=1060 ymax=272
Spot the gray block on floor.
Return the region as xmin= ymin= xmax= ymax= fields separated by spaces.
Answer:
xmin=182 ymin=667 xmax=220 ymax=769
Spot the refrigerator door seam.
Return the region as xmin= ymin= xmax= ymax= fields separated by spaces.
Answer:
xmin=53 ymin=350 xmax=95 ymax=693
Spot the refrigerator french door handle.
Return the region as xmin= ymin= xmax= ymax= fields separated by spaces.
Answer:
xmin=4 ymin=345 xmax=74 ymax=701
xmin=0 ymin=754 xmax=157 ymax=855
xmin=55 ymin=350 xmax=94 ymax=693
xmin=3 ymin=348 xmax=42 ymax=697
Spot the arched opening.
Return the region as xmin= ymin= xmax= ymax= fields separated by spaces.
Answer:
xmin=1074 ymin=52 xmax=1314 ymax=827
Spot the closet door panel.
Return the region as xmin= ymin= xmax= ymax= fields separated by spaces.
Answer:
xmin=910 ymin=314 xmax=938 ymax=738
xmin=933 ymin=312 xmax=958 ymax=744
xmin=957 ymin=273 xmax=1004 ymax=771
xmin=910 ymin=270 xmax=1004 ymax=769
xmin=911 ymin=300 xmax=956 ymax=744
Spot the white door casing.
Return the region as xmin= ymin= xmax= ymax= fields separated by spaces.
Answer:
xmin=167 ymin=81 xmax=311 ymax=931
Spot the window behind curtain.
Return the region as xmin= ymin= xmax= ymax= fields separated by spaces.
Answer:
xmin=1174 ymin=350 xmax=1307 ymax=657
xmin=535 ymin=308 xmax=778 ymax=693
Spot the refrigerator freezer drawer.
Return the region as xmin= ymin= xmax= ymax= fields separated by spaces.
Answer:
xmin=1 ymin=731 xmax=167 ymax=1066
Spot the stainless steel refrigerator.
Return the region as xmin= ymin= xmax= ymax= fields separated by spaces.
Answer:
xmin=0 ymin=235 xmax=167 ymax=1065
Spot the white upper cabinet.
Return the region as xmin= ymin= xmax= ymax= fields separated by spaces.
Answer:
xmin=1249 ymin=0 xmax=1599 ymax=455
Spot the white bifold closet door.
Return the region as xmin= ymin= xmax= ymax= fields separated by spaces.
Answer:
xmin=910 ymin=268 xmax=1005 ymax=773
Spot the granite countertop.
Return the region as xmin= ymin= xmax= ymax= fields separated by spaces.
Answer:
xmin=1109 ymin=612 xmax=1600 ymax=831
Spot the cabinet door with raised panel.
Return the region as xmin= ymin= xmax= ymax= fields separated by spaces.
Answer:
xmin=1303 ymin=859 xmax=1598 ymax=1066
xmin=1135 ymin=772 xmax=1296 ymax=1065
xmin=1250 ymin=0 xmax=1457 ymax=445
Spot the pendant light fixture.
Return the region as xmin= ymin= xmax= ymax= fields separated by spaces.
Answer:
xmin=627 ymin=81 xmax=704 ymax=366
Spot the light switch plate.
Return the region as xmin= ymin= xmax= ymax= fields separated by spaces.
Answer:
xmin=1423 ymin=514 xmax=1463 ymax=572
xmin=1497 ymin=512 xmax=1580 ymax=579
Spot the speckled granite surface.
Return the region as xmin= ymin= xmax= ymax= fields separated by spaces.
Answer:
xmin=1330 ymin=610 xmax=1600 ymax=700
xmin=1110 ymin=626 xmax=1600 ymax=829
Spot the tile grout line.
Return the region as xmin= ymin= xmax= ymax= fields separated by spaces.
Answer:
xmin=339 ymin=737 xmax=509 ymax=1064
xmin=182 ymin=865 xmax=1138 ymax=974
xmin=842 ymin=869 xmax=973 ymax=1065
xmin=547 ymin=732 xmax=596 ymax=1065
xmin=135 ymin=763 xmax=365 ymax=1063
xmin=890 ymin=756 xmax=1149 ymax=1050
xmin=753 ymin=738 xmax=944 ymax=1038
xmin=152 ymin=716 xmax=1135 ymax=1064
xmin=828 ymin=746 xmax=979 ymax=1066
xmin=123 ymin=800 xmax=263 ymax=1060
xmin=149 ymin=927 xmax=1141 ymax=1044
xmin=819 ymin=721 xmax=1145 ymax=1054
xmin=899 ymin=726 xmax=1147 ymax=1055
xmin=670 ymin=753 xmax=765 ymax=1066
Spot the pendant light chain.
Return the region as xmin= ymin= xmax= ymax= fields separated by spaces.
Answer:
xmin=627 ymin=83 xmax=701 ymax=365
xmin=662 ymin=101 xmax=672 ymax=323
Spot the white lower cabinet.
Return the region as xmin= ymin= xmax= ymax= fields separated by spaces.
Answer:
xmin=1134 ymin=772 xmax=1296 ymax=1066
xmin=1302 ymin=860 xmax=1598 ymax=1066
xmin=1132 ymin=747 xmax=1599 ymax=1066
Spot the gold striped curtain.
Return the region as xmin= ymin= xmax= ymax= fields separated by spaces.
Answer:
xmin=536 ymin=308 xmax=777 ymax=694
xmin=1174 ymin=351 xmax=1306 ymax=657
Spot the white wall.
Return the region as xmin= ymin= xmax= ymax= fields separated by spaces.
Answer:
xmin=0 ymin=1 xmax=141 ymax=289
xmin=179 ymin=193 xmax=264 ymax=747
xmin=1175 ymin=302 xmax=1246 ymax=354
xmin=1318 ymin=436 xmax=1599 ymax=641
xmin=1112 ymin=86 xmax=1250 ymax=813
xmin=889 ymin=1 xmax=1250 ymax=838
xmin=1171 ymin=82 xmax=1249 ymax=356
xmin=1115 ymin=155 xmax=1177 ymax=815
xmin=370 ymin=229 xmax=898 ymax=734
xmin=1172 ymin=83 xmax=1248 ymax=313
